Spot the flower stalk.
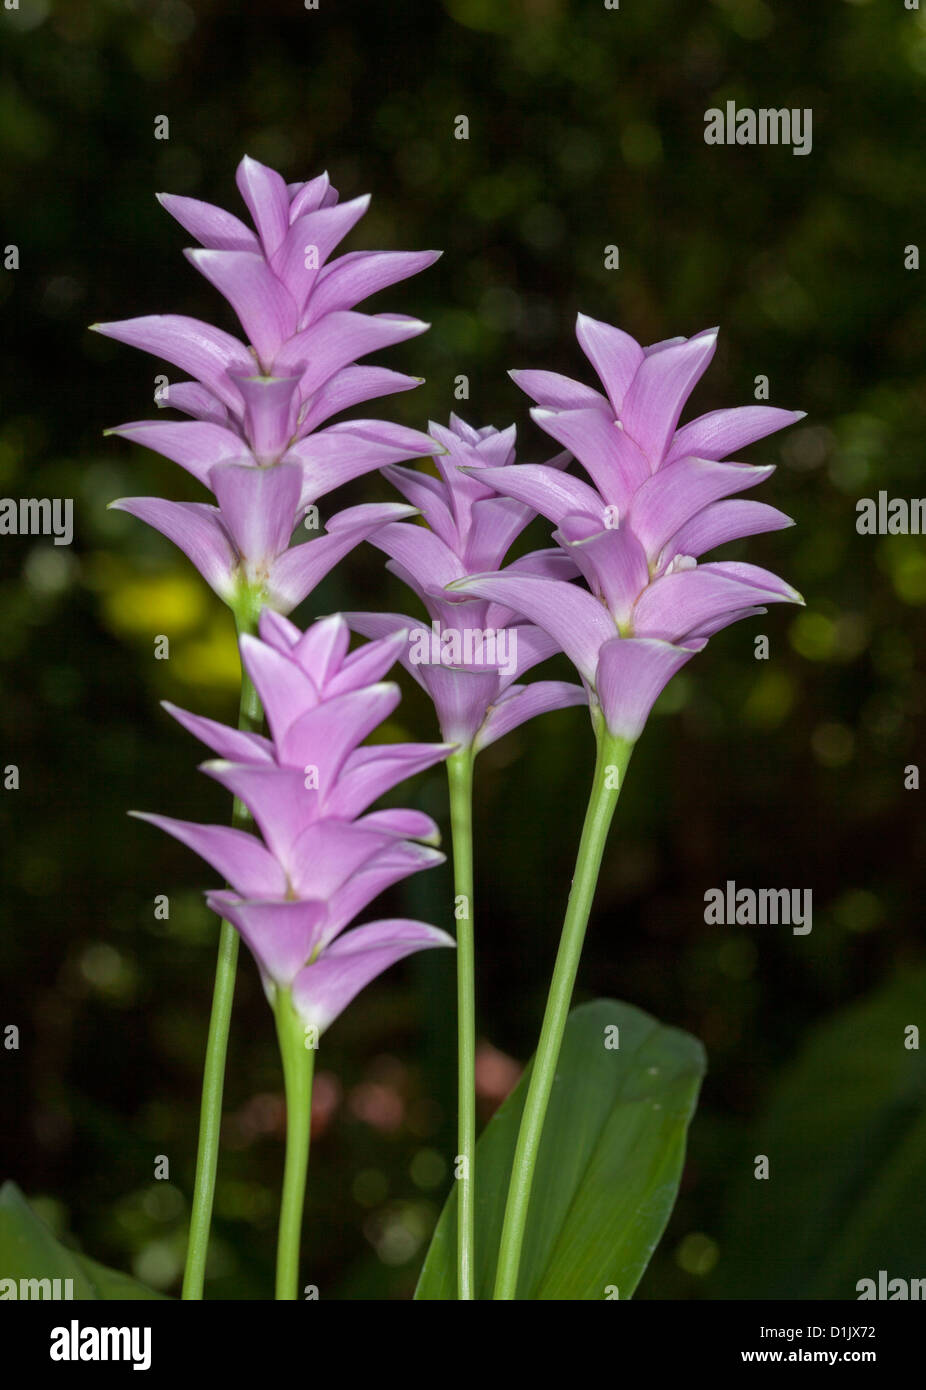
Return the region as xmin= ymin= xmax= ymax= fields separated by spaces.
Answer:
xmin=446 ymin=746 xmax=476 ymax=1300
xmin=182 ymin=606 xmax=264 ymax=1300
xmin=493 ymin=716 xmax=634 ymax=1300
xmin=273 ymin=986 xmax=316 ymax=1302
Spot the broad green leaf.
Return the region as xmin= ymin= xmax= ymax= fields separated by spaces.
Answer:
xmin=416 ymin=999 xmax=706 ymax=1299
xmin=0 ymin=1182 xmax=168 ymax=1300
xmin=711 ymin=968 xmax=926 ymax=1299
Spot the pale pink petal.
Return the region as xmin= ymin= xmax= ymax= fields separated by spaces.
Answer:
xmin=276 ymin=683 xmax=401 ymax=783
xmin=595 ymin=636 xmax=705 ymax=740
xmin=575 ymin=313 xmax=645 ymax=414
xmin=161 ymin=700 xmax=274 ymax=763
xmin=238 ymin=633 xmax=319 ymax=744
xmin=187 ymin=250 xmax=299 ymax=369
xmin=270 ymin=196 xmax=371 ymax=310
xmin=289 ymin=172 xmax=336 ymax=220
xmin=228 ymin=373 xmax=301 ymax=463
xmin=109 ymin=497 xmax=236 ymax=600
xmin=621 ymin=329 xmax=718 ymax=468
xmin=156 ymin=380 xmax=230 ymax=424
xmin=156 ymin=192 xmax=258 ymax=251
xmin=297 ymin=365 xmax=421 ymax=435
xmin=555 ymin=515 xmax=650 ymax=628
xmin=447 ymin=572 xmax=616 ymax=684
xmin=632 ymin=564 xmax=801 ymax=642
xmin=275 ymin=311 xmax=429 ymax=399
xmin=210 ymin=462 xmax=302 ymax=576
xmin=531 ymin=407 xmax=650 ymax=510
xmin=92 ymin=315 xmax=251 ymax=411
xmin=106 ymin=419 xmax=246 ymax=487
xmin=291 ymin=919 xmax=454 ymax=1033
xmin=380 ymin=465 xmax=457 ymax=548
xmin=325 ymin=741 xmax=454 ymax=819
xmin=666 ymin=499 xmax=793 ymax=560
xmin=416 ymin=663 xmax=500 ymax=747
xmin=475 ymin=680 xmax=587 ymax=752
xmin=666 ymin=406 xmax=806 ymax=464
xmin=509 ymin=368 xmax=609 ymax=412
xmin=369 ymin=521 xmax=462 ymax=593
xmin=358 ymin=808 xmax=440 ymax=843
xmin=629 ymin=457 xmax=776 ymax=559
xmin=468 ymin=462 xmax=603 ymax=527
xmin=288 ymin=421 xmax=437 ymax=505
xmin=319 ymin=843 xmax=445 ymax=948
xmin=202 ymin=762 xmax=319 ymax=867
xmin=130 ymin=812 xmax=286 ymax=897
xmin=267 ymin=502 xmax=418 ymax=614
xmin=206 ymin=892 xmax=327 ymax=986
xmin=236 ymin=155 xmax=291 ymax=256
xmin=304 ymin=249 xmax=442 ymax=323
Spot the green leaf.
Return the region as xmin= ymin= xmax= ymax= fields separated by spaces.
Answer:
xmin=0 ymin=1182 xmax=169 ymax=1300
xmin=416 ymin=999 xmax=706 ymax=1299
xmin=711 ymin=967 xmax=926 ymax=1299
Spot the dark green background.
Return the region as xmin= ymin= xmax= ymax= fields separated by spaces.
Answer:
xmin=1 ymin=0 xmax=924 ymax=1299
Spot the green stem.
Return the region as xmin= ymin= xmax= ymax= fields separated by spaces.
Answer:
xmin=492 ymin=717 xmax=634 ymax=1300
xmin=447 ymin=746 xmax=476 ymax=1300
xmin=274 ymin=987 xmax=316 ymax=1301
xmin=181 ymin=608 xmax=264 ymax=1300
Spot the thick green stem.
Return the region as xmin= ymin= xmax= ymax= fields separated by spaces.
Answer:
xmin=492 ymin=718 xmax=634 ymax=1300
xmin=274 ymin=987 xmax=316 ymax=1301
xmin=447 ymin=746 xmax=476 ymax=1300
xmin=181 ymin=608 xmax=264 ymax=1300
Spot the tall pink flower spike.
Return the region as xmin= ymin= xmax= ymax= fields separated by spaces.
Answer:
xmin=134 ymin=613 xmax=455 ymax=1033
xmin=450 ymin=315 xmax=805 ymax=740
xmin=96 ymin=156 xmax=443 ymax=615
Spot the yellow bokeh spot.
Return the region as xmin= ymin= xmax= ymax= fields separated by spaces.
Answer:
xmin=171 ymin=618 xmax=242 ymax=690
xmin=743 ymin=669 xmax=794 ymax=728
xmin=888 ymin=548 xmax=926 ymax=606
xmin=789 ymin=610 xmax=868 ymax=663
xmin=675 ymin=1232 xmax=720 ymax=1277
xmin=789 ymin=611 xmax=836 ymax=661
xmin=102 ymin=572 xmax=208 ymax=637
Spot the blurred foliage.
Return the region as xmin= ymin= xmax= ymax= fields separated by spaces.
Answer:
xmin=0 ymin=0 xmax=924 ymax=1298
xmin=417 ymin=1000 xmax=705 ymax=1300
xmin=710 ymin=968 xmax=926 ymax=1299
